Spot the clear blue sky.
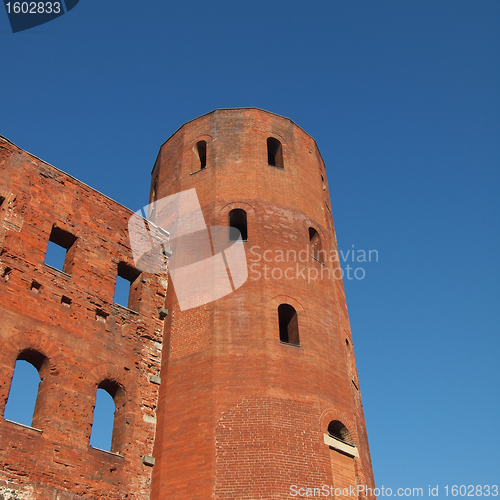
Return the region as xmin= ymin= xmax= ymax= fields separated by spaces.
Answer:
xmin=1 ymin=0 xmax=499 ymax=495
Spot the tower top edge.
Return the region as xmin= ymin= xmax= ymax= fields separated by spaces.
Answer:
xmin=157 ymin=107 xmax=318 ymax=150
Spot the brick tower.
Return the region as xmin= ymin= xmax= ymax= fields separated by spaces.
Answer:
xmin=149 ymin=109 xmax=375 ymax=499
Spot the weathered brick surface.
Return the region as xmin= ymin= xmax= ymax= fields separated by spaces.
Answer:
xmin=150 ymin=109 xmax=375 ymax=499
xmin=0 ymin=136 xmax=167 ymax=499
xmin=0 ymin=109 xmax=375 ymax=499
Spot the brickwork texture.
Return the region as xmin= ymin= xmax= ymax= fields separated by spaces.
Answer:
xmin=0 ymin=108 xmax=376 ymax=499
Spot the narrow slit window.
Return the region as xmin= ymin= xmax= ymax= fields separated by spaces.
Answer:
xmin=89 ymin=380 xmax=124 ymax=453
xmin=345 ymin=339 xmax=358 ymax=390
xmin=113 ymin=262 xmax=141 ymax=311
xmin=309 ymin=227 xmax=324 ymax=263
xmin=0 ymin=196 xmax=5 ymax=207
xmin=228 ymin=209 xmax=248 ymax=241
xmin=149 ymin=179 xmax=158 ymax=220
xmin=152 ymin=179 xmax=158 ymax=202
xmin=321 ymin=174 xmax=326 ymax=192
xmin=278 ymin=304 xmax=300 ymax=346
xmin=267 ymin=137 xmax=284 ymax=169
xmin=195 ymin=140 xmax=207 ymax=170
xmin=4 ymin=350 xmax=48 ymax=428
xmin=44 ymin=226 xmax=77 ymax=274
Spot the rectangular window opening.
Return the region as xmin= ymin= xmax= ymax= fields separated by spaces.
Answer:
xmin=113 ymin=262 xmax=141 ymax=311
xmin=44 ymin=226 xmax=77 ymax=275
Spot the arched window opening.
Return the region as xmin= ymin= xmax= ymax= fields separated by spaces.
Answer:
xmin=194 ymin=140 xmax=207 ymax=170
xmin=309 ymin=227 xmax=324 ymax=263
xmin=90 ymin=386 xmax=116 ymax=452
xmin=4 ymin=349 xmax=48 ymax=428
xmin=229 ymin=209 xmax=248 ymax=241
xmin=113 ymin=262 xmax=141 ymax=311
xmin=267 ymin=137 xmax=283 ymax=169
xmin=321 ymin=174 xmax=326 ymax=191
xmin=278 ymin=304 xmax=300 ymax=346
xmin=327 ymin=420 xmax=355 ymax=446
xmin=89 ymin=380 xmax=124 ymax=454
xmin=325 ymin=420 xmax=359 ymax=493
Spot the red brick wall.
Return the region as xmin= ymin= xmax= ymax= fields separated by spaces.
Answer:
xmin=0 ymin=108 xmax=376 ymax=499
xmin=330 ymin=450 xmax=357 ymax=499
xmin=0 ymin=137 xmax=167 ymax=499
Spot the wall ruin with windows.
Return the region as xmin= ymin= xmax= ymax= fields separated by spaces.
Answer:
xmin=0 ymin=108 xmax=376 ymax=500
xmin=0 ymin=136 xmax=167 ymax=499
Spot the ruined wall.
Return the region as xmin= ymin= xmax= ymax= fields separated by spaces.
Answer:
xmin=0 ymin=137 xmax=167 ymax=499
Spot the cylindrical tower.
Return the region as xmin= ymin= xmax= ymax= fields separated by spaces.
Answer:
xmin=150 ymin=109 xmax=375 ymax=499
